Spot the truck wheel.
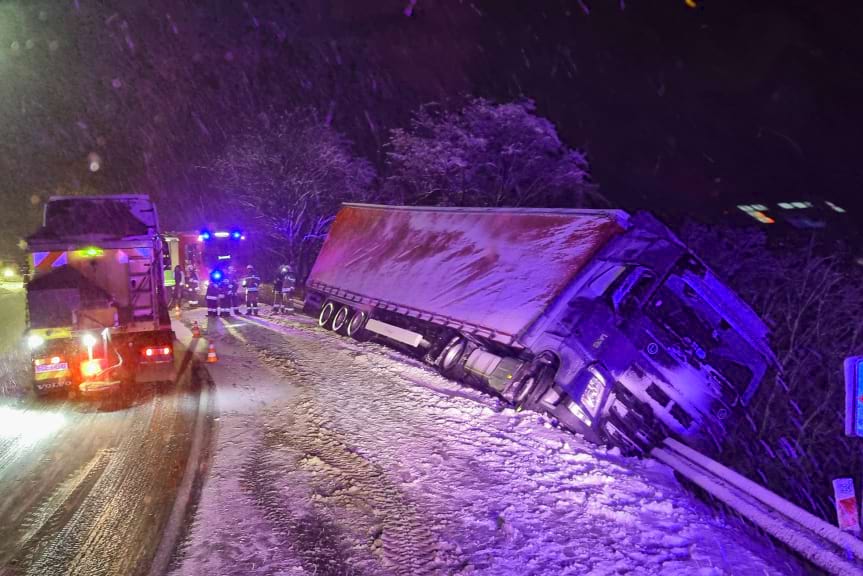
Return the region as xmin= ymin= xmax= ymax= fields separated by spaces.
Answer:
xmin=318 ymin=302 xmax=336 ymax=328
xmin=438 ymin=336 xmax=467 ymax=373
xmin=346 ymin=310 xmax=368 ymax=339
xmin=510 ymin=354 xmax=556 ymax=408
xmin=332 ymin=306 xmax=351 ymax=332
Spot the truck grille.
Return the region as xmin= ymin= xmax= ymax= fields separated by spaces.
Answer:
xmin=646 ymin=383 xmax=670 ymax=407
xmin=670 ymin=404 xmax=694 ymax=429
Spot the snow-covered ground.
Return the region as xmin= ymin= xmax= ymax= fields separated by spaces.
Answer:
xmin=171 ymin=309 xmax=804 ymax=576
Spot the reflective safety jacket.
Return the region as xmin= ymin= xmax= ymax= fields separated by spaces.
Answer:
xmin=205 ymin=281 xmax=220 ymax=301
xmin=282 ymin=273 xmax=296 ymax=293
xmin=242 ymin=273 xmax=261 ymax=294
xmin=227 ymin=277 xmax=239 ymax=296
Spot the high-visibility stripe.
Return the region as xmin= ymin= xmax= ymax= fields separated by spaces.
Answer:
xmin=33 ymin=251 xmax=66 ymax=271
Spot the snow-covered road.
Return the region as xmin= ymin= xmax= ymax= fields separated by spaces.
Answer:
xmin=172 ymin=309 xmax=803 ymax=576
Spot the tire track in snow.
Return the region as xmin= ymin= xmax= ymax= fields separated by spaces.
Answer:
xmin=239 ymin=325 xmax=445 ymax=576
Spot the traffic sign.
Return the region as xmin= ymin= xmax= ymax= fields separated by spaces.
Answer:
xmin=843 ymin=356 xmax=863 ymax=437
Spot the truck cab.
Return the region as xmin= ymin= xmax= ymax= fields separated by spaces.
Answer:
xmin=526 ymin=213 xmax=778 ymax=453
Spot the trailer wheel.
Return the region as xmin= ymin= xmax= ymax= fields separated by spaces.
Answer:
xmin=318 ymin=302 xmax=336 ymax=328
xmin=438 ymin=336 xmax=467 ymax=373
xmin=346 ymin=310 xmax=368 ymax=339
xmin=332 ymin=306 xmax=351 ymax=332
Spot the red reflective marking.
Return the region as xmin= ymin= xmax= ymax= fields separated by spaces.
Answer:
xmin=35 ymin=251 xmax=64 ymax=271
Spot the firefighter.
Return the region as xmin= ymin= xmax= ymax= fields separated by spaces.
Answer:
xmin=186 ymin=266 xmax=200 ymax=307
xmin=228 ymin=266 xmax=241 ymax=315
xmin=242 ymin=264 xmax=261 ymax=316
xmin=205 ymin=273 xmax=220 ymax=317
xmin=218 ymin=275 xmax=232 ymax=317
xmin=272 ymin=273 xmax=284 ymax=314
xmin=280 ymin=264 xmax=297 ymax=313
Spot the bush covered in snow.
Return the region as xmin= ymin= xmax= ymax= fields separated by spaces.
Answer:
xmin=682 ymin=222 xmax=863 ymax=524
xmin=384 ymin=98 xmax=601 ymax=208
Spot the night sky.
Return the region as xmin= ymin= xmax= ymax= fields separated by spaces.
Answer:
xmin=1 ymin=1 xmax=860 ymax=249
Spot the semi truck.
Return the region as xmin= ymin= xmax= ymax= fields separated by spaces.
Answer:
xmin=305 ymin=204 xmax=781 ymax=454
xmin=24 ymin=195 xmax=176 ymax=396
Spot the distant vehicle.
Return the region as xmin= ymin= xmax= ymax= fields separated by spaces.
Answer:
xmin=162 ymin=227 xmax=249 ymax=304
xmin=24 ymin=195 xmax=176 ymax=396
xmin=305 ymin=204 xmax=781 ymax=454
xmin=0 ymin=257 xmax=21 ymax=283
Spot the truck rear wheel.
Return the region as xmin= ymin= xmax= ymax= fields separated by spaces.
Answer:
xmin=318 ymin=302 xmax=336 ymax=328
xmin=332 ymin=306 xmax=351 ymax=332
xmin=346 ymin=310 xmax=368 ymax=339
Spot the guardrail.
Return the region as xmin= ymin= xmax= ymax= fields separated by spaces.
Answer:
xmin=652 ymin=438 xmax=863 ymax=575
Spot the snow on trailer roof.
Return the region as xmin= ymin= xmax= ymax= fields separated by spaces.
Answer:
xmin=309 ymin=204 xmax=628 ymax=344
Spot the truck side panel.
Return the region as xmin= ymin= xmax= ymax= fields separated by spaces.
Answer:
xmin=308 ymin=205 xmax=626 ymax=344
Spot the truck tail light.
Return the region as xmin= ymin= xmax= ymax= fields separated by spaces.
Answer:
xmin=141 ymin=346 xmax=173 ymax=362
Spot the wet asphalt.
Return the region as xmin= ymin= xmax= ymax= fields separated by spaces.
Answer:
xmin=0 ymin=289 xmax=205 ymax=576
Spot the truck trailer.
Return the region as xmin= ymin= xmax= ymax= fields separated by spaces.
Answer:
xmin=24 ymin=195 xmax=176 ymax=396
xmin=305 ymin=204 xmax=780 ymax=453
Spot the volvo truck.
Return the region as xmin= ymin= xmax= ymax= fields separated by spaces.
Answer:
xmin=24 ymin=195 xmax=176 ymax=396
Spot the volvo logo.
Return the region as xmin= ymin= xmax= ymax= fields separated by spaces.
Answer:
xmin=646 ymin=342 xmax=659 ymax=356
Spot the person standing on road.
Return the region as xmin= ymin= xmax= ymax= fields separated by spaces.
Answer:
xmin=171 ymin=264 xmax=184 ymax=309
xmin=205 ymin=275 xmax=219 ymax=317
xmin=217 ymin=276 xmax=232 ymax=318
xmin=281 ymin=264 xmax=297 ymax=313
xmin=186 ymin=266 xmax=200 ymax=307
xmin=272 ymin=273 xmax=284 ymax=314
xmin=242 ymin=264 xmax=261 ymax=316
xmin=228 ymin=266 xmax=241 ymax=315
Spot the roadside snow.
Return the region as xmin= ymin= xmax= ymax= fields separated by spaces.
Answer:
xmin=171 ymin=310 xmax=803 ymax=576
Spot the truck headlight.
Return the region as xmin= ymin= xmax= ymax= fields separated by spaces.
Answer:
xmin=567 ymin=401 xmax=593 ymax=426
xmin=81 ymin=333 xmax=98 ymax=348
xmin=2 ymin=268 xmax=14 ymax=278
xmin=581 ymin=366 xmax=607 ymax=415
xmin=27 ymin=334 xmax=45 ymax=350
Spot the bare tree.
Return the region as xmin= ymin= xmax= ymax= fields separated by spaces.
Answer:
xmin=211 ymin=110 xmax=376 ymax=279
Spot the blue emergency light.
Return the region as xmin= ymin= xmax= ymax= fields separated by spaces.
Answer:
xmin=844 ymin=356 xmax=863 ymax=437
xmin=200 ymin=230 xmax=212 ymax=241
xmin=210 ymin=269 xmax=224 ymax=282
xmin=231 ymin=230 xmax=242 ymax=240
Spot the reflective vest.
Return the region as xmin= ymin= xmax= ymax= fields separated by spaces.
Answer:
xmin=242 ymin=274 xmax=261 ymax=293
